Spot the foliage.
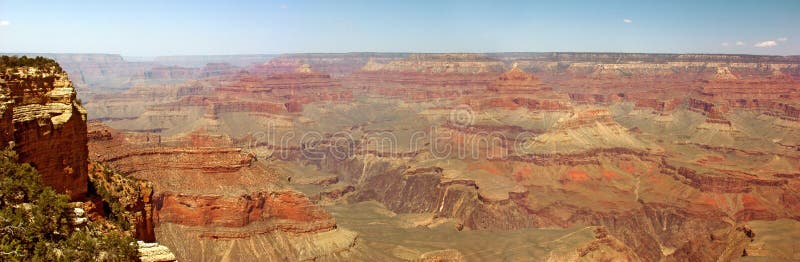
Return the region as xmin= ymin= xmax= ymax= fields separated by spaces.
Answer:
xmin=0 ymin=149 xmax=138 ymax=261
xmin=0 ymin=55 xmax=64 ymax=73
xmin=87 ymin=163 xmax=144 ymax=232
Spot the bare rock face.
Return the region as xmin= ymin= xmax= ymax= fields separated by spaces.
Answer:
xmin=348 ymin=54 xmax=504 ymax=102
xmin=0 ymin=57 xmax=180 ymax=260
xmin=154 ymin=191 xmax=335 ymax=232
xmin=487 ymin=63 xmax=550 ymax=93
xmin=87 ymin=122 xmax=354 ymax=261
xmin=713 ymin=66 xmax=740 ymax=81
xmin=255 ymin=53 xmax=404 ymax=77
xmin=137 ymin=241 xmax=177 ymax=262
xmin=1 ymin=65 xmax=88 ymax=199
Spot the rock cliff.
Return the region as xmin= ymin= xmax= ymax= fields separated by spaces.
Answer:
xmin=87 ymin=122 xmax=356 ymax=260
xmin=0 ymin=56 xmax=176 ymax=261
xmin=1 ymin=60 xmax=88 ymax=199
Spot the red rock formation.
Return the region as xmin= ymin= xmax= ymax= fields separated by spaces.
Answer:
xmin=1 ymin=59 xmax=176 ymax=259
xmin=487 ymin=63 xmax=550 ymax=93
xmin=87 ymin=122 xmax=348 ymax=260
xmin=207 ymin=64 xmax=350 ymax=115
xmin=633 ymin=98 xmax=682 ymax=112
xmin=686 ymin=98 xmax=733 ymax=125
xmin=696 ymin=67 xmax=797 ymax=101
xmin=347 ymin=54 xmax=503 ymax=102
xmin=1 ymin=65 xmax=88 ymax=199
xmin=695 ymin=67 xmax=800 ymax=121
xmin=155 ymin=191 xmax=334 ymax=233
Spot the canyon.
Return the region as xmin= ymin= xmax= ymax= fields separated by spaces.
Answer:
xmin=4 ymin=52 xmax=800 ymax=261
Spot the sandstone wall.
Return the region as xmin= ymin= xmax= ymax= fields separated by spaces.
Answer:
xmin=1 ymin=66 xmax=88 ymax=199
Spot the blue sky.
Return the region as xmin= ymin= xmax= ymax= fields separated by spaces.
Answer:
xmin=0 ymin=0 xmax=798 ymax=56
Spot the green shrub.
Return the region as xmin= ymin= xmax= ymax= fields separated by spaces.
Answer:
xmin=0 ymin=149 xmax=138 ymax=261
xmin=0 ymin=55 xmax=64 ymax=73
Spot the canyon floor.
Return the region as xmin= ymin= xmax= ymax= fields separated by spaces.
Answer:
xmin=25 ymin=52 xmax=800 ymax=261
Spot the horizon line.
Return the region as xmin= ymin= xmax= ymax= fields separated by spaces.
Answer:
xmin=3 ymin=51 xmax=799 ymax=59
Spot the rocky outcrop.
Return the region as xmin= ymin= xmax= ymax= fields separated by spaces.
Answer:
xmin=87 ymin=122 xmax=353 ymax=261
xmin=362 ymin=53 xmax=505 ymax=74
xmin=1 ymin=57 xmax=177 ymax=259
xmin=575 ymin=227 xmax=643 ymax=261
xmin=255 ymin=53 xmax=403 ymax=77
xmin=633 ymin=98 xmax=682 ymax=112
xmin=487 ymin=63 xmax=550 ymax=93
xmin=88 ymin=162 xmax=157 ymax=241
xmin=670 ymin=165 xmax=787 ymax=194
xmin=1 ymin=63 xmax=88 ymax=199
xmin=154 ymin=191 xmax=335 ymax=233
xmin=137 ymin=241 xmax=177 ymax=262
xmin=348 ymin=54 xmax=503 ymax=101
xmin=524 ymin=108 xmax=655 ymax=154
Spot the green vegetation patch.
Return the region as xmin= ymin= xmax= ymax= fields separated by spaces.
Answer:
xmin=0 ymin=55 xmax=64 ymax=73
xmin=0 ymin=149 xmax=137 ymax=261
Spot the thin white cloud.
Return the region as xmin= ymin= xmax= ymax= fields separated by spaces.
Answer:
xmin=754 ymin=40 xmax=777 ymax=47
xmin=721 ymin=42 xmax=730 ymax=47
xmin=735 ymin=41 xmax=745 ymax=46
xmin=623 ymin=19 xmax=633 ymax=24
xmin=280 ymin=4 xmax=288 ymax=9
xmin=0 ymin=20 xmax=10 ymax=26
xmin=777 ymin=37 xmax=788 ymax=42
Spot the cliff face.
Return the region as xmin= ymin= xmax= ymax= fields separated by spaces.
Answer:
xmin=350 ymin=54 xmax=502 ymax=93
xmin=1 ymin=56 xmax=176 ymax=261
xmin=88 ymin=162 xmax=157 ymax=242
xmin=87 ymin=122 xmax=354 ymax=261
xmin=255 ymin=53 xmax=404 ymax=77
xmin=1 ymin=65 xmax=88 ymax=199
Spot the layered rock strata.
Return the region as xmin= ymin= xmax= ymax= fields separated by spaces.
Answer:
xmin=87 ymin=122 xmax=354 ymax=260
xmin=1 ymin=65 xmax=88 ymax=199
